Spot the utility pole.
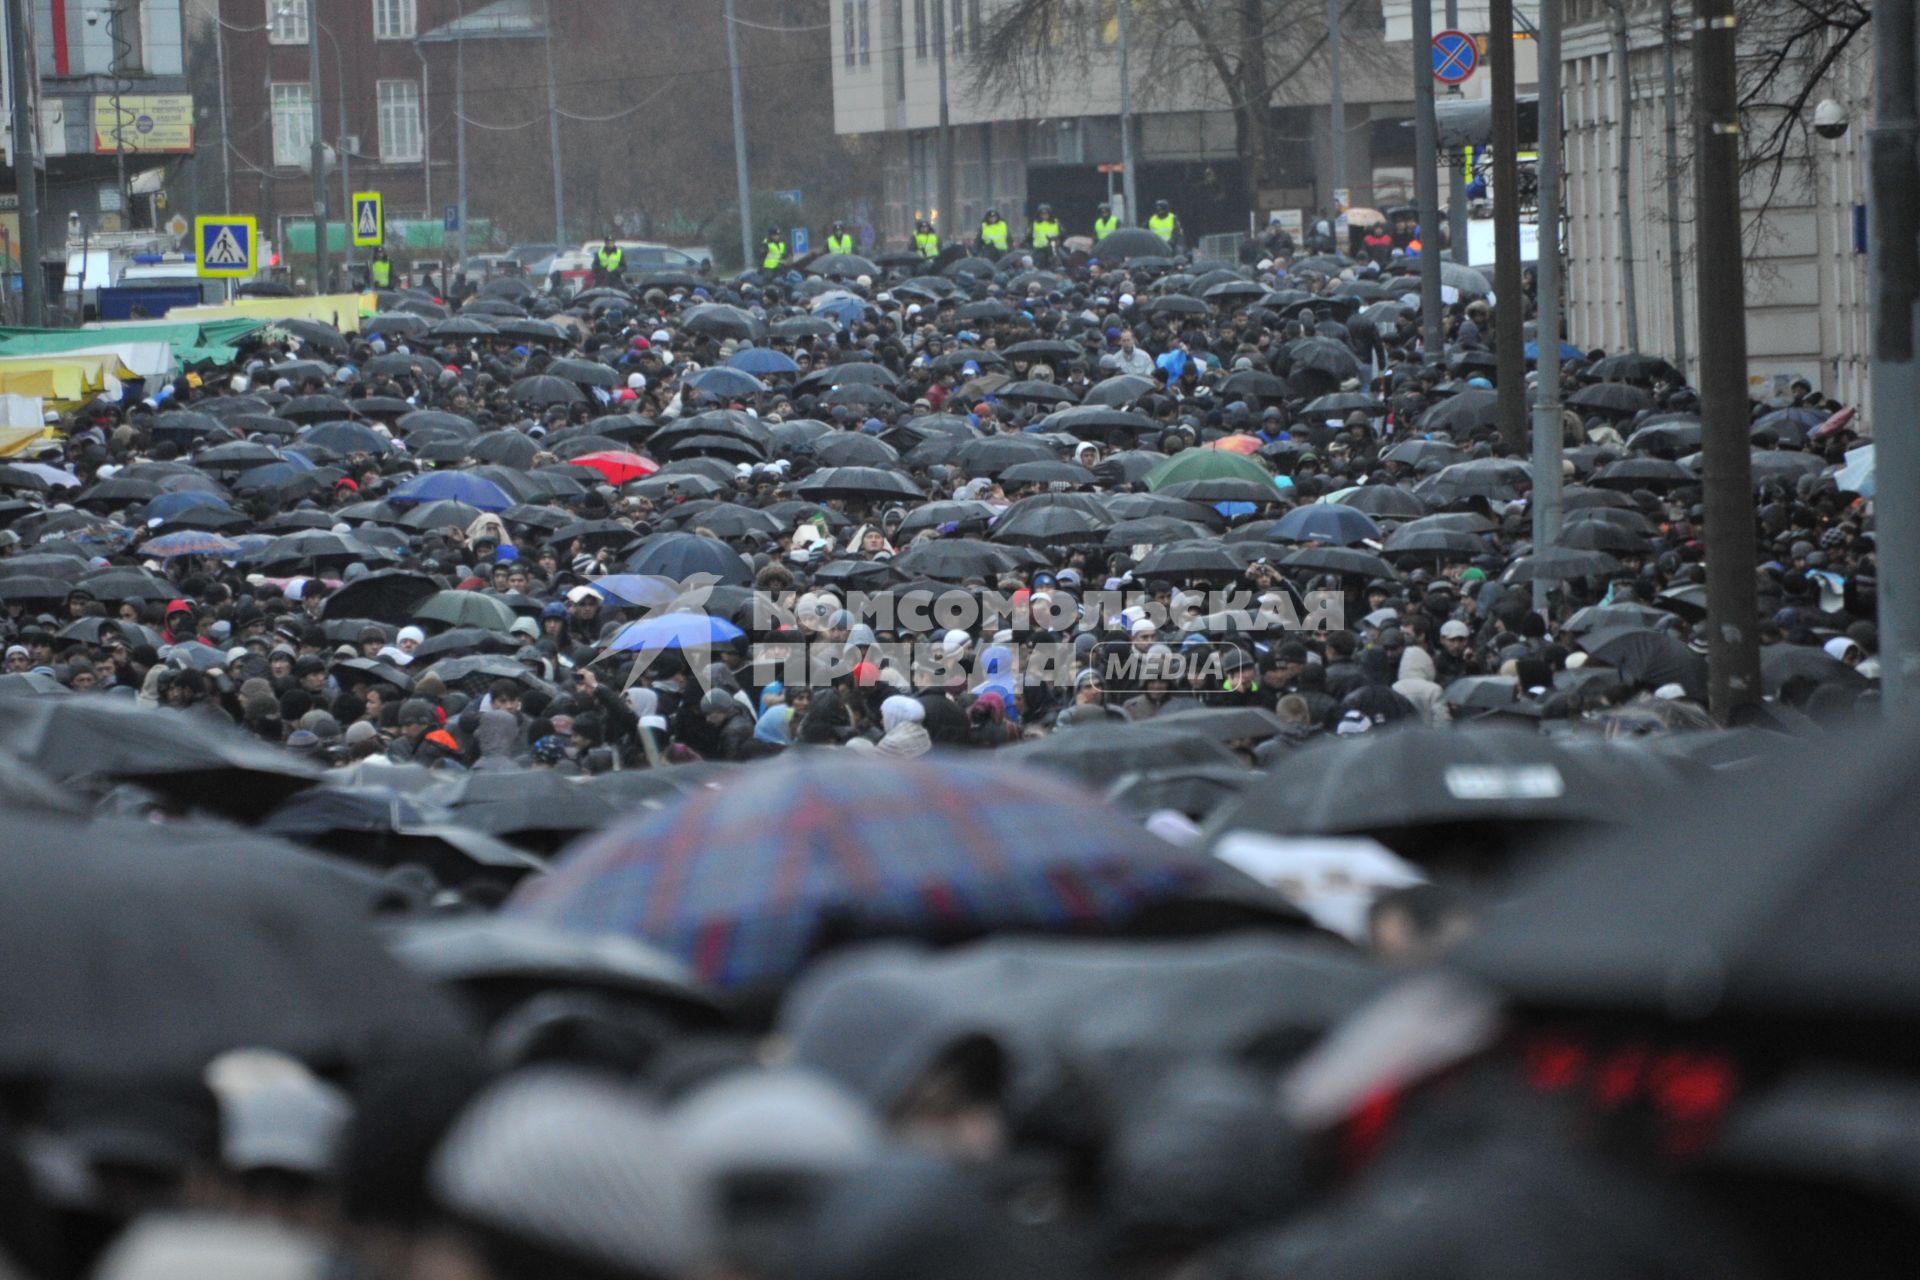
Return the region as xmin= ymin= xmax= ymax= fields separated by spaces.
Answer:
xmin=1445 ymin=0 xmax=1467 ymax=260
xmin=1119 ymin=0 xmax=1138 ymax=225
xmin=1607 ymin=0 xmax=1639 ymax=351
xmin=1489 ymin=0 xmax=1527 ymax=450
xmin=1328 ymin=0 xmax=1345 ymax=205
xmin=308 ymin=2 xmax=329 ymax=294
xmin=1531 ymin=0 xmax=1565 ymax=612
xmin=543 ymin=0 xmax=565 ymax=247
xmin=935 ymin=0 xmax=953 ymax=237
xmin=213 ymin=3 xmax=233 ymax=211
xmin=7 ymin=0 xmax=44 ymax=325
xmin=1693 ymin=0 xmax=1760 ymax=719
xmin=1660 ymin=14 xmax=1688 ymax=371
xmin=1870 ymin=0 xmax=1920 ymax=704
xmin=1411 ymin=0 xmax=1444 ymax=360
xmin=724 ymin=0 xmax=753 ymax=270
xmin=455 ymin=32 xmax=468 ymax=266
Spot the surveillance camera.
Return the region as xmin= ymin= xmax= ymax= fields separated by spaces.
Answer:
xmin=1814 ymin=99 xmax=1849 ymax=140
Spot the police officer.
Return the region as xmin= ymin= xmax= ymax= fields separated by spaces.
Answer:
xmin=826 ymin=220 xmax=855 ymax=255
xmin=761 ymin=225 xmax=789 ymax=272
xmin=977 ymin=209 xmax=1010 ymax=253
xmin=593 ymin=234 xmax=625 ymax=287
xmin=1028 ymin=203 xmax=1061 ymax=258
xmin=1093 ymin=202 xmax=1118 ymax=240
xmin=914 ymin=218 xmax=941 ymax=259
xmin=369 ymin=246 xmax=393 ymax=289
xmin=1147 ymin=199 xmax=1182 ymax=250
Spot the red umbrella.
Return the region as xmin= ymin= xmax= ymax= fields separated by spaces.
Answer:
xmin=567 ymin=450 xmax=661 ymax=484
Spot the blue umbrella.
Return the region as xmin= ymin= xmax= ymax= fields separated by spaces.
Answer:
xmin=605 ymin=612 xmax=745 ymax=653
xmin=1524 ymin=340 xmax=1584 ymax=363
xmin=684 ymin=367 xmax=769 ymax=398
xmin=388 ymin=471 xmax=514 ymax=512
xmin=589 ymin=575 xmax=681 ymax=608
xmin=811 ymin=296 xmax=872 ymax=326
xmin=1271 ymin=503 xmax=1381 ymax=546
xmin=726 ymin=348 xmax=800 ymax=376
xmin=506 ymin=753 xmax=1217 ymax=990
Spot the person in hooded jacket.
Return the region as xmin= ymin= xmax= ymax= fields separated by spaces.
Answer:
xmin=1340 ymin=646 xmax=1418 ymax=727
xmin=702 ymin=689 xmax=757 ymax=760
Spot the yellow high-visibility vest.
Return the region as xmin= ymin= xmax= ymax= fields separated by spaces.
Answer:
xmin=915 ymin=231 xmax=941 ymax=258
xmin=595 ymin=246 xmax=624 ymax=271
xmin=762 ymin=239 xmax=788 ymax=270
xmin=1031 ymin=218 xmax=1060 ymax=249
xmin=370 ymin=259 xmax=393 ymax=287
xmin=1148 ymin=211 xmax=1177 ymax=241
xmin=979 ymin=219 xmax=1009 ymax=251
xmin=1093 ymin=215 xmax=1117 ymax=239
xmin=826 ymin=232 xmax=854 ymax=254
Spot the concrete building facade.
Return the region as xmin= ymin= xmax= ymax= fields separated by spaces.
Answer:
xmin=1556 ymin=0 xmax=1870 ymax=406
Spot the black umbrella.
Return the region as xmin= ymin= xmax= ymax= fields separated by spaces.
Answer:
xmin=1134 ymin=540 xmax=1246 ymax=581
xmin=1157 ymin=478 xmax=1287 ymax=507
xmin=683 ymin=303 xmax=765 ymax=341
xmin=989 ymin=504 xmax=1111 ymax=548
xmin=1092 ymin=227 xmax=1174 ymax=258
xmin=1037 ymin=406 xmax=1156 ymax=441
xmin=1585 ymin=352 xmax=1680 ymax=383
xmin=1416 ymin=389 xmax=1501 ymax=435
xmin=997 ymin=380 xmax=1081 ymax=406
xmin=1415 ymin=458 xmax=1533 ymax=503
xmin=1384 ymin=525 xmax=1485 ymax=556
xmin=1002 ymin=339 xmax=1084 ymax=364
xmin=1569 ymin=381 xmax=1657 ymax=416
xmin=280 ymin=394 xmax=357 ymax=424
xmin=505 ymin=374 xmax=587 ymax=407
xmin=1453 ymin=723 xmax=1920 ymax=1030
xmin=0 ymin=696 xmax=321 ymax=819
xmin=794 ymin=466 xmax=924 ymax=502
xmin=320 ymin=569 xmax=443 ymax=622
xmin=1005 ymin=724 xmax=1243 ymax=788
xmin=0 ymin=810 xmax=474 ymax=1078
xmin=1211 ymin=728 xmax=1686 ymax=855
xmin=1579 ymin=628 xmax=1709 ymax=698
xmin=1502 ymin=547 xmax=1626 ymax=583
xmin=950 ymin=435 xmax=1056 ymax=476
xmin=1081 ymin=374 xmax=1157 ymax=407
xmin=1757 ymin=643 xmax=1870 ymax=696
xmin=429 ymin=770 xmax=631 ymax=853
xmin=1590 ymin=457 xmax=1695 ymax=491
xmin=807 ymin=433 xmax=900 ymax=468
xmin=1559 ymin=521 xmax=1654 ymax=554
xmin=1337 ymin=485 xmax=1430 ymax=519
xmin=1000 ymin=459 xmax=1097 ymax=487
xmin=891 ymin=538 xmax=1028 ymax=580
xmin=1217 ymin=370 xmax=1290 ymax=401
xmin=424 ymin=316 xmax=498 ymax=340
xmin=545 ymin=357 xmax=622 ymax=388
xmin=1279 ymin=545 xmax=1397 ymax=579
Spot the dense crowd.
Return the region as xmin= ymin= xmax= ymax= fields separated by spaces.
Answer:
xmin=0 ymin=228 xmax=1901 ymax=1280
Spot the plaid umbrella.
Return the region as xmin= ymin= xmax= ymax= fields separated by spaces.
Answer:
xmin=508 ymin=754 xmax=1214 ymax=990
xmin=141 ymin=530 xmax=244 ymax=559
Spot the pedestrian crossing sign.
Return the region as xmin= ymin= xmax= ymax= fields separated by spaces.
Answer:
xmin=195 ymin=215 xmax=257 ymax=278
xmin=352 ymin=191 xmax=384 ymax=247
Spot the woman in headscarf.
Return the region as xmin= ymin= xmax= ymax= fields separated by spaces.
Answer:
xmin=876 ymin=695 xmax=931 ymax=758
xmin=743 ymin=704 xmax=794 ymax=759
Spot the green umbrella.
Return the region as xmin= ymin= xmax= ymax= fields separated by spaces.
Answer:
xmin=1144 ymin=449 xmax=1275 ymax=492
xmin=412 ymin=590 xmax=518 ymax=632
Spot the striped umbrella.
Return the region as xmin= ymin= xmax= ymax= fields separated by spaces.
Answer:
xmin=508 ymin=754 xmax=1215 ymax=990
xmin=141 ymin=530 xmax=244 ymax=559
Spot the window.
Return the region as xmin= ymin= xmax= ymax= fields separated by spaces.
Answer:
xmin=914 ymin=0 xmax=927 ymax=59
xmin=843 ymin=0 xmax=855 ymax=67
xmin=271 ymin=82 xmax=313 ymax=167
xmin=858 ymin=0 xmax=871 ymax=66
xmin=378 ymin=79 xmax=423 ymax=163
xmin=268 ymin=0 xmax=308 ymax=44
xmin=373 ymin=0 xmax=416 ymax=40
